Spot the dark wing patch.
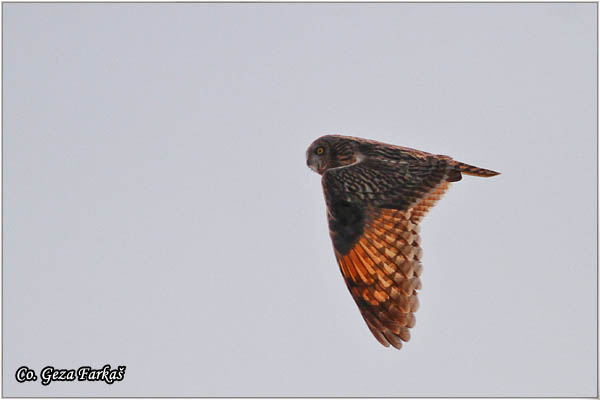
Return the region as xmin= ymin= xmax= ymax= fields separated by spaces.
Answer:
xmin=327 ymin=200 xmax=365 ymax=255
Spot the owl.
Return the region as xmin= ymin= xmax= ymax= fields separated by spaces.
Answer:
xmin=306 ymin=135 xmax=499 ymax=350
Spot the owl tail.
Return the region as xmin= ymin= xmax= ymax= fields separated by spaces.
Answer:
xmin=453 ymin=161 xmax=500 ymax=178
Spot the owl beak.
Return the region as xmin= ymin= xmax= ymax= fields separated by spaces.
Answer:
xmin=310 ymin=161 xmax=327 ymax=174
xmin=307 ymin=156 xmax=323 ymax=174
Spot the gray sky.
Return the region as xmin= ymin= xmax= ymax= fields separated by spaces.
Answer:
xmin=3 ymin=3 xmax=597 ymax=397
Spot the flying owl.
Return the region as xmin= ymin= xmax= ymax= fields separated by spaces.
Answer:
xmin=306 ymin=135 xmax=499 ymax=350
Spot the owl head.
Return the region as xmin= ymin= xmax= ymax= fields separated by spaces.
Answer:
xmin=306 ymin=135 xmax=361 ymax=175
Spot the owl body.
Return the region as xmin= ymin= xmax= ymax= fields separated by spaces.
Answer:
xmin=306 ymin=134 xmax=499 ymax=349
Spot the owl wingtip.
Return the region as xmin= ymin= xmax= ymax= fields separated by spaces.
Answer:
xmin=482 ymin=169 xmax=501 ymax=177
xmin=455 ymin=161 xmax=500 ymax=178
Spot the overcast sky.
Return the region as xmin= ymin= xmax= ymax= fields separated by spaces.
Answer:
xmin=3 ymin=3 xmax=597 ymax=397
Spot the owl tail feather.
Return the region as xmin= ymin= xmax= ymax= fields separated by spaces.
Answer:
xmin=454 ymin=161 xmax=500 ymax=178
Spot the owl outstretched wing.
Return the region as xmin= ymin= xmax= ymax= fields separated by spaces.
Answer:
xmin=322 ymin=156 xmax=453 ymax=349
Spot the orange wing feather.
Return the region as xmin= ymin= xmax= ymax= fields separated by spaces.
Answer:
xmin=334 ymin=182 xmax=452 ymax=349
xmin=410 ymin=181 xmax=450 ymax=223
xmin=334 ymin=208 xmax=424 ymax=349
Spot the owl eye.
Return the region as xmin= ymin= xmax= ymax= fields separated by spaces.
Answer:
xmin=316 ymin=146 xmax=325 ymax=155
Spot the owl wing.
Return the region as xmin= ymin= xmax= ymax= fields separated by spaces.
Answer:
xmin=321 ymin=156 xmax=452 ymax=349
